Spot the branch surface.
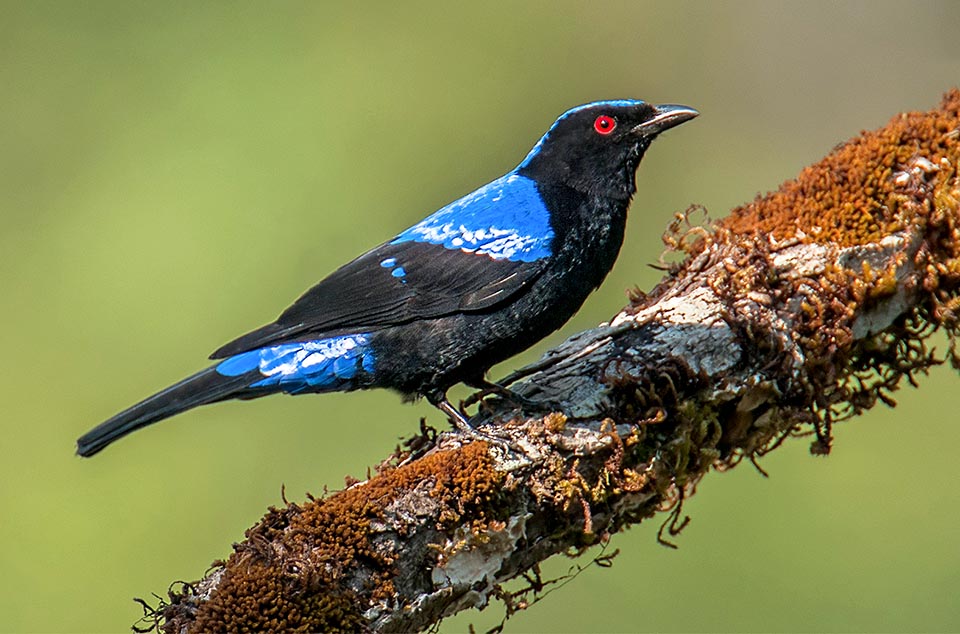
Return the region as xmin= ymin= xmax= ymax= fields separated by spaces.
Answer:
xmin=154 ymin=90 xmax=960 ymax=634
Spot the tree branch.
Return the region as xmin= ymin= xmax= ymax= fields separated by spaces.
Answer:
xmin=152 ymin=90 xmax=960 ymax=634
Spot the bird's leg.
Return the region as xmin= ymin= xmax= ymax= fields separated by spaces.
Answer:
xmin=428 ymin=391 xmax=518 ymax=451
xmin=434 ymin=397 xmax=479 ymax=435
xmin=462 ymin=377 xmax=548 ymax=413
xmin=459 ymin=379 xmax=498 ymax=414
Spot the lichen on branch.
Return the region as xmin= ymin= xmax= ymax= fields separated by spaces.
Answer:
xmin=151 ymin=90 xmax=960 ymax=634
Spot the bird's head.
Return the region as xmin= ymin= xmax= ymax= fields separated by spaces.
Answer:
xmin=517 ymin=100 xmax=698 ymax=199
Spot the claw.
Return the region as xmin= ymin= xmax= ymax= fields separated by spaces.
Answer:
xmin=429 ymin=391 xmax=521 ymax=452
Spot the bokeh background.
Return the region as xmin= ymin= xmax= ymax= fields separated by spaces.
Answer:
xmin=3 ymin=1 xmax=959 ymax=632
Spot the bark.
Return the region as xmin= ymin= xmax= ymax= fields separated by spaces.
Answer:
xmin=148 ymin=90 xmax=960 ymax=634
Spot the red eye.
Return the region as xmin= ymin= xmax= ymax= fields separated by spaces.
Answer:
xmin=593 ymin=115 xmax=616 ymax=135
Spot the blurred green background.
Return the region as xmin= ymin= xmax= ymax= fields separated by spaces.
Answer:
xmin=2 ymin=1 xmax=958 ymax=632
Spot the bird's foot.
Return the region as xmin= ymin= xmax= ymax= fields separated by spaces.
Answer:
xmin=461 ymin=379 xmax=555 ymax=415
xmin=433 ymin=397 xmax=522 ymax=453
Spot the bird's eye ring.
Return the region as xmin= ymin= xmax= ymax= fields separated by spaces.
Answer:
xmin=593 ymin=115 xmax=616 ymax=135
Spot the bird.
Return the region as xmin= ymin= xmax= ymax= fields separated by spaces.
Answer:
xmin=76 ymin=99 xmax=698 ymax=457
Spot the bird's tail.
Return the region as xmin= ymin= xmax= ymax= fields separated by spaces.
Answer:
xmin=76 ymin=366 xmax=255 ymax=457
xmin=78 ymin=334 xmax=376 ymax=457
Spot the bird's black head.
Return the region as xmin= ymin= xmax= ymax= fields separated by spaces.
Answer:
xmin=516 ymin=100 xmax=698 ymax=200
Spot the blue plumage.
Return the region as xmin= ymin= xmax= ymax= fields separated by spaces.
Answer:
xmin=77 ymin=99 xmax=697 ymax=457
xmin=391 ymin=173 xmax=553 ymax=263
xmin=216 ymin=335 xmax=374 ymax=393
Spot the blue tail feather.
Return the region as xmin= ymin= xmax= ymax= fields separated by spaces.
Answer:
xmin=216 ymin=334 xmax=375 ymax=393
xmin=78 ymin=334 xmax=376 ymax=457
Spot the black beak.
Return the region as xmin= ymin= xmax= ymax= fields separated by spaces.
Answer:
xmin=632 ymin=104 xmax=699 ymax=136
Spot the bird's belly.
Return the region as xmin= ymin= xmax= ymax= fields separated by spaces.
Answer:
xmin=368 ymin=264 xmax=601 ymax=397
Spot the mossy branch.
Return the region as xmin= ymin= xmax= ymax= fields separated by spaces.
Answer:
xmin=152 ymin=90 xmax=960 ymax=634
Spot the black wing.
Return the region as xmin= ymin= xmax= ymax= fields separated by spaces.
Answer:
xmin=210 ymin=240 xmax=547 ymax=359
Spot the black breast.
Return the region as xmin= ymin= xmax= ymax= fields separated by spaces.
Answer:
xmin=369 ymin=183 xmax=631 ymax=397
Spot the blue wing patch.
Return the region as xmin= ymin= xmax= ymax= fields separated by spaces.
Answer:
xmin=215 ymin=334 xmax=374 ymax=393
xmin=391 ymin=173 xmax=553 ymax=262
xmin=379 ymin=257 xmax=408 ymax=283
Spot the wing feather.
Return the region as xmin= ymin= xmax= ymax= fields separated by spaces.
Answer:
xmin=211 ymin=172 xmax=555 ymax=359
xmin=210 ymin=241 xmax=546 ymax=358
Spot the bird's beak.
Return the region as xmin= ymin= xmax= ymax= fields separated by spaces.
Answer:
xmin=632 ymin=104 xmax=699 ymax=136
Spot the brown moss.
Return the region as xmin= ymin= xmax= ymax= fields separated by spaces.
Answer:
xmin=187 ymin=564 xmax=364 ymax=634
xmin=698 ymin=89 xmax=960 ymax=455
xmin=156 ymin=91 xmax=960 ymax=634
xmin=624 ymin=90 xmax=960 ymax=471
xmin=694 ymin=90 xmax=960 ymax=361
xmin=165 ymin=442 xmax=504 ymax=633
xmin=722 ymin=90 xmax=960 ymax=247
